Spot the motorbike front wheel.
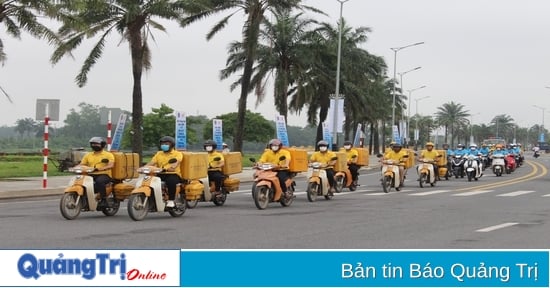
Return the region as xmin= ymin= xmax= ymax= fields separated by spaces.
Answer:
xmin=212 ymin=190 xmax=227 ymax=206
xmin=419 ymin=173 xmax=426 ymax=188
xmin=253 ymin=185 xmax=270 ymax=210
xmin=60 ymin=192 xmax=82 ymax=220
xmin=101 ymin=197 xmax=120 ymax=217
xmin=334 ymin=175 xmax=345 ymax=193
xmin=382 ymin=175 xmax=392 ymax=193
xmin=128 ymin=193 xmax=149 ymax=221
xmin=306 ymin=182 xmax=318 ymax=202
xmin=280 ymin=184 xmax=294 ymax=207
xmin=168 ymin=193 xmax=187 ymax=217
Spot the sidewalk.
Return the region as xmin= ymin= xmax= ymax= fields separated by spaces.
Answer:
xmin=0 ymin=157 xmax=381 ymax=200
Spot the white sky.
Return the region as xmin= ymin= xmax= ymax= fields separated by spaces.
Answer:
xmin=1 ymin=0 xmax=550 ymax=129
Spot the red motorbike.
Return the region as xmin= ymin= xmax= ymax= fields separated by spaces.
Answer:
xmin=505 ymin=154 xmax=516 ymax=174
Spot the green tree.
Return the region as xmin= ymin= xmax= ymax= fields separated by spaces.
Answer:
xmin=51 ymin=0 xmax=191 ymax=163
xmin=490 ymin=114 xmax=515 ymax=140
xmin=435 ymin=101 xmax=470 ymax=147
xmin=59 ymin=102 xmax=105 ymax=140
xmin=202 ymin=110 xmax=275 ymax=145
xmin=181 ymin=0 xmax=322 ymax=152
xmin=14 ymin=117 xmax=37 ymax=137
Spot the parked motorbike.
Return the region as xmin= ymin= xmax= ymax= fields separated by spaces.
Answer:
xmin=306 ymin=162 xmax=333 ymax=201
xmin=249 ymin=157 xmax=296 ymax=210
xmin=451 ymin=154 xmax=465 ymax=178
xmin=416 ymin=158 xmax=436 ymax=188
xmin=463 ymin=155 xmax=482 ymax=181
xmin=378 ymin=155 xmax=405 ymax=193
xmin=491 ymin=154 xmax=506 ymax=177
xmin=60 ymin=165 xmax=134 ymax=220
xmin=127 ymin=165 xmax=193 ymax=221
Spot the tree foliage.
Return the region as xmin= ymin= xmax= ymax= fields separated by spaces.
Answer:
xmin=202 ymin=110 xmax=275 ymax=145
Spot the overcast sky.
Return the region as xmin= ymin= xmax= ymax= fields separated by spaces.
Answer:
xmin=2 ymin=0 xmax=550 ymax=130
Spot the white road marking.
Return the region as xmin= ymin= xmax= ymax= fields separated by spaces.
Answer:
xmin=476 ymin=222 xmax=519 ymax=232
xmin=409 ymin=190 xmax=451 ymax=196
xmin=452 ymin=190 xmax=493 ymax=196
xmin=497 ymin=190 xmax=536 ymax=197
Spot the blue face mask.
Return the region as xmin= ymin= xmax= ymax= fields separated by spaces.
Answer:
xmin=160 ymin=144 xmax=170 ymax=152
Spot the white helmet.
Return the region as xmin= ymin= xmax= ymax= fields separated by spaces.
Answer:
xmin=470 ymin=143 xmax=477 ymax=149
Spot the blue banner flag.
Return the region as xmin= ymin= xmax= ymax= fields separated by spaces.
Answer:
xmin=275 ymin=115 xmax=290 ymax=147
xmin=175 ymin=112 xmax=187 ymax=150
xmin=110 ymin=113 xmax=127 ymax=151
xmin=212 ymin=119 xmax=223 ymax=149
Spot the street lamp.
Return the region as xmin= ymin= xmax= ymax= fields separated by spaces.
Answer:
xmin=406 ymin=85 xmax=427 ymax=145
xmin=533 ymin=104 xmax=547 ymax=143
xmin=414 ymin=95 xmax=430 ymax=149
xmin=390 ymin=41 xmax=424 ymax=142
xmin=469 ymin=112 xmax=481 ymax=144
xmin=331 ymin=0 xmax=350 ymax=150
xmin=398 ymin=66 xmax=421 ymax=141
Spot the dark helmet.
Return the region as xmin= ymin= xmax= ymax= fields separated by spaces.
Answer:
xmin=392 ymin=142 xmax=402 ymax=148
xmin=89 ymin=136 xmax=106 ymax=148
xmin=457 ymin=143 xmax=464 ymax=149
xmin=203 ymin=139 xmax=217 ymax=150
xmin=317 ymin=140 xmax=329 ymax=147
xmin=159 ymin=136 xmax=175 ymax=148
xmin=269 ymin=139 xmax=283 ymax=148
xmin=343 ymin=140 xmax=353 ymax=146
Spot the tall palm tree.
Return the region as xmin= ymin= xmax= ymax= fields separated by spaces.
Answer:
xmin=51 ymin=0 xmax=191 ymax=161
xmin=0 ymin=0 xmax=59 ymax=102
xmin=435 ymin=101 xmax=469 ymax=147
xmin=490 ymin=114 xmax=514 ymax=140
xmin=181 ymin=0 xmax=322 ymax=152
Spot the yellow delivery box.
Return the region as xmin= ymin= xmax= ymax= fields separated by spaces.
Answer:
xmin=111 ymin=152 xmax=139 ymax=180
xmin=181 ymin=152 xmax=208 ymax=180
xmin=286 ymin=148 xmax=309 ymax=172
xmin=334 ymin=152 xmax=348 ymax=172
xmin=221 ymin=152 xmax=242 ymax=175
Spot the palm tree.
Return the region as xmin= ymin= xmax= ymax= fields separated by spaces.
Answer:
xmin=51 ymin=0 xmax=191 ymax=161
xmin=434 ymin=101 xmax=469 ymax=147
xmin=0 ymin=0 xmax=59 ymax=102
xmin=181 ymin=0 xmax=323 ymax=152
xmin=490 ymin=114 xmax=514 ymax=141
xmin=14 ymin=117 xmax=37 ymax=137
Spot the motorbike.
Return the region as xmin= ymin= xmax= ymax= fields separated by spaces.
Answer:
xmin=463 ymin=154 xmax=482 ymax=181
xmin=491 ymin=154 xmax=506 ymax=177
xmin=416 ymin=158 xmax=436 ymax=188
xmin=60 ymin=165 xmax=134 ymax=220
xmin=334 ymin=164 xmax=358 ymax=192
xmin=378 ymin=155 xmax=405 ymax=193
xmin=534 ymin=150 xmax=541 ymax=158
xmin=186 ymin=156 xmax=239 ymax=208
xmin=249 ymin=157 xmax=296 ymax=210
xmin=306 ymin=162 xmax=333 ymax=201
xmin=505 ymin=154 xmax=516 ymax=174
xmin=127 ymin=165 xmax=195 ymax=221
xmin=451 ymin=154 xmax=465 ymax=178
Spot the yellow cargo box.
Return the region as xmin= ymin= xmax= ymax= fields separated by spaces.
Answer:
xmin=286 ymin=148 xmax=308 ymax=172
xmin=223 ymin=177 xmax=240 ymax=192
xmin=113 ymin=182 xmax=134 ymax=200
xmin=334 ymin=152 xmax=348 ymax=172
xmin=356 ymin=148 xmax=370 ymax=166
xmin=403 ymin=149 xmax=416 ymax=169
xmin=185 ymin=180 xmax=204 ymax=200
xmin=436 ymin=150 xmax=447 ymax=166
xmin=111 ymin=152 xmax=139 ymax=180
xmin=221 ymin=152 xmax=242 ymax=175
xmin=181 ymin=152 xmax=208 ymax=180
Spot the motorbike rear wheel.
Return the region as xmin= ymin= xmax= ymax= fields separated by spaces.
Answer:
xmin=186 ymin=199 xmax=199 ymax=209
xmin=419 ymin=173 xmax=426 ymax=188
xmin=128 ymin=193 xmax=149 ymax=221
xmin=60 ymin=192 xmax=82 ymax=220
xmin=253 ymin=185 xmax=270 ymax=210
xmin=382 ymin=175 xmax=392 ymax=193
xmin=334 ymin=175 xmax=345 ymax=193
xmin=101 ymin=197 xmax=120 ymax=216
xmin=306 ymin=182 xmax=318 ymax=202
xmin=212 ymin=190 xmax=227 ymax=206
xmin=280 ymin=184 xmax=294 ymax=207
xmin=168 ymin=193 xmax=187 ymax=217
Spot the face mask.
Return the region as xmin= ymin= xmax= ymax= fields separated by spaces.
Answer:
xmin=319 ymin=146 xmax=327 ymax=152
xmin=205 ymin=146 xmax=213 ymax=152
xmin=344 ymin=145 xmax=351 ymax=150
xmin=91 ymin=146 xmax=102 ymax=152
xmin=271 ymin=146 xmax=279 ymax=152
xmin=160 ymin=144 xmax=170 ymax=152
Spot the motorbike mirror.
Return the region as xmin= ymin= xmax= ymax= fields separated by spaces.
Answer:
xmin=168 ymin=158 xmax=178 ymax=164
xmin=279 ymin=156 xmax=286 ymax=161
xmin=101 ymin=158 xmax=109 ymax=163
xmin=213 ymin=157 xmax=221 ymax=161
xmin=414 ymin=153 xmax=418 ymax=156
xmin=249 ymin=157 xmax=256 ymax=163
xmin=403 ymin=154 xmax=409 ymax=158
xmin=376 ymin=153 xmax=383 ymax=158
xmin=351 ymin=155 xmax=357 ymax=158
xmin=330 ymin=156 xmax=338 ymax=161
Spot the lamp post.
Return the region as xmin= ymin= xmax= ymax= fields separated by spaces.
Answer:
xmin=406 ymin=85 xmax=427 ymax=146
xmin=331 ymin=0 xmax=349 ymax=151
xmin=390 ymin=41 xmax=424 ymax=142
xmin=533 ymin=104 xmax=546 ymax=143
xmin=469 ymin=112 xmax=480 ymax=145
xmin=414 ymin=95 xmax=430 ymax=149
xmin=398 ymin=66 xmax=421 ymax=143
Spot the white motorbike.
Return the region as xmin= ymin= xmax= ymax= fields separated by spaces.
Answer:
xmin=416 ymin=158 xmax=436 ymax=188
xmin=463 ymin=154 xmax=482 ymax=181
xmin=305 ymin=162 xmax=333 ymax=202
xmin=491 ymin=154 xmax=506 ymax=177
xmin=380 ymin=159 xmax=403 ymax=193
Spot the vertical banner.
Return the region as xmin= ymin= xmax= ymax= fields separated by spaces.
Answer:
xmin=392 ymin=125 xmax=401 ymax=144
xmin=539 ymin=133 xmax=545 ymax=143
xmin=399 ymin=120 xmax=406 ymax=144
xmin=110 ymin=113 xmax=127 ymax=152
xmin=353 ymin=123 xmax=362 ymax=147
xmin=322 ymin=122 xmax=332 ymax=150
xmin=212 ymin=119 xmax=223 ymax=149
xmin=275 ymin=115 xmax=290 ymax=147
xmin=175 ymin=111 xmax=187 ymax=150
xmin=327 ymin=98 xmax=345 ymax=134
